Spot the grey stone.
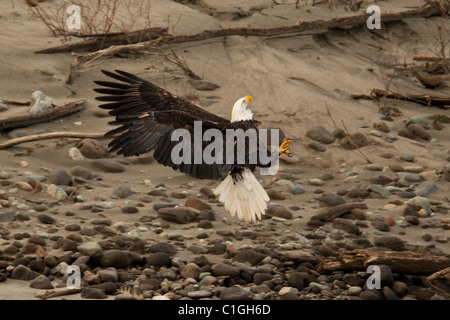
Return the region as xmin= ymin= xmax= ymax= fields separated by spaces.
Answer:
xmin=306 ymin=126 xmax=336 ymax=144
xmin=77 ymin=242 xmax=102 ymax=257
xmin=220 ymin=286 xmax=251 ymax=300
xmin=392 ymin=281 xmax=408 ymax=297
xmin=10 ymin=265 xmax=40 ymax=280
xmin=113 ymin=186 xmax=133 ymax=199
xmin=29 ymin=275 xmax=54 ymax=289
xmin=212 ymin=263 xmax=240 ymax=278
xmin=98 ymin=267 xmax=119 ymax=282
xmin=78 ymin=139 xmax=108 ymax=159
xmin=47 ymin=169 xmax=72 ymax=186
xmin=332 ymin=218 xmax=360 ymax=235
xmin=290 ymin=183 xmax=305 ymax=195
xmin=319 ymin=194 xmax=346 ymax=207
xmin=37 ymin=213 xmax=56 ymax=224
xmin=417 ymin=181 xmax=437 ymax=197
xmin=150 ymin=242 xmax=177 ymax=255
xmin=181 ymin=263 xmax=202 ymax=280
xmin=360 ymin=290 xmax=382 ymax=300
xmin=233 ymin=249 xmax=264 ymax=265
xmin=374 ymin=236 xmax=405 ymax=251
xmin=146 ymin=252 xmax=171 ymax=267
xmin=187 ymin=290 xmax=213 ymax=299
xmin=382 ymin=286 xmax=399 ymax=300
xmin=81 ymin=288 xmax=108 ymax=299
xmin=92 ymin=159 xmax=125 ymax=173
xmin=69 ymin=166 xmax=93 ymax=179
xmin=100 ymin=250 xmax=134 ymax=268
xmin=29 ymin=91 xmax=54 ymax=114
xmin=0 ymin=211 xmax=16 ymax=222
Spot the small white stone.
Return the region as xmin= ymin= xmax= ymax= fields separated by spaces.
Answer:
xmin=69 ymin=147 xmax=85 ymax=160
xmin=29 ymin=91 xmax=55 ymax=114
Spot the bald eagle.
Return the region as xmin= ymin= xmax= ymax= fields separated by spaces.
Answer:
xmin=94 ymin=70 xmax=292 ymax=222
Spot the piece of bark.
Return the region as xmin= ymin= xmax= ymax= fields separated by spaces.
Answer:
xmin=310 ymin=202 xmax=368 ymax=222
xmin=317 ymin=249 xmax=450 ymax=275
xmin=0 ymin=132 xmax=105 ymax=149
xmin=64 ymin=2 xmax=447 ymax=84
xmin=35 ymin=27 xmax=169 ymax=54
xmin=0 ymin=100 xmax=85 ymax=131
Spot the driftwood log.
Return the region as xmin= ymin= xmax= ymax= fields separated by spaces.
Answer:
xmin=0 ymin=100 xmax=86 ymax=131
xmin=310 ymin=202 xmax=368 ymax=222
xmin=35 ymin=27 xmax=169 ymax=54
xmin=317 ymin=249 xmax=450 ymax=275
xmin=62 ymin=1 xmax=448 ymax=84
xmin=0 ymin=132 xmax=105 ymax=149
xmin=352 ymin=89 xmax=450 ymax=107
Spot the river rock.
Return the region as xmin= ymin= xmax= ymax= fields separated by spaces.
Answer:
xmin=48 ymin=169 xmax=72 ymax=186
xmin=92 ymin=159 xmax=125 ymax=173
xmin=417 ymin=181 xmax=437 ymax=197
xmin=29 ymin=274 xmax=54 ymax=289
xmin=10 ymin=265 xmax=39 ymax=280
xmin=374 ymin=236 xmax=405 ymax=251
xmin=290 ymin=183 xmax=305 ymax=195
xmin=146 ymin=252 xmax=171 ymax=267
xmin=69 ymin=167 xmax=92 ymax=181
xmin=212 ymin=263 xmax=240 ymax=277
xmin=29 ymin=91 xmax=55 ymax=114
xmin=185 ymin=198 xmax=211 ymax=211
xmin=100 ymin=250 xmax=134 ymax=268
xmin=158 ymin=207 xmax=197 ymax=224
xmin=220 ymin=286 xmax=251 ymax=300
xmin=180 ymin=263 xmax=202 ymax=280
xmin=77 ymin=241 xmax=102 ymax=257
xmin=306 ymin=126 xmax=336 ymax=144
xmin=78 ymin=139 xmax=108 ymax=159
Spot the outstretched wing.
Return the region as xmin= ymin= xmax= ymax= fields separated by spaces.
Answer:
xmin=94 ymin=70 xmax=229 ymax=123
xmin=94 ymin=70 xmax=260 ymax=180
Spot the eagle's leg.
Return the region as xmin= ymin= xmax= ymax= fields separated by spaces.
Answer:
xmin=278 ymin=138 xmax=293 ymax=157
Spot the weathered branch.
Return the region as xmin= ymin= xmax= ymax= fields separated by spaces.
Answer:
xmin=35 ymin=27 xmax=169 ymax=54
xmin=0 ymin=132 xmax=105 ymax=149
xmin=0 ymin=100 xmax=86 ymax=131
xmin=317 ymin=249 xmax=450 ymax=275
xmin=362 ymin=89 xmax=450 ymax=107
xmin=63 ymin=2 xmax=447 ymax=84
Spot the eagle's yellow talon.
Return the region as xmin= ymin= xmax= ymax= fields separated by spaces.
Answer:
xmin=279 ymin=138 xmax=293 ymax=157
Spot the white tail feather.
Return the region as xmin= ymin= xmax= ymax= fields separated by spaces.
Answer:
xmin=213 ymin=168 xmax=269 ymax=222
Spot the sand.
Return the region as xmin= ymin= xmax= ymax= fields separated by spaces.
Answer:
xmin=0 ymin=0 xmax=449 ymax=300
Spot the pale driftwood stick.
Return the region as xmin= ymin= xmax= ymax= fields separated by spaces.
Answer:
xmin=36 ymin=288 xmax=82 ymax=300
xmin=35 ymin=27 xmax=169 ymax=54
xmin=0 ymin=132 xmax=105 ymax=149
xmin=317 ymin=249 xmax=450 ymax=275
xmin=64 ymin=2 xmax=447 ymax=84
xmin=0 ymin=100 xmax=86 ymax=131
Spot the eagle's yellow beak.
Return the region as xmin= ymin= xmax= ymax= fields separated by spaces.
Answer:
xmin=244 ymin=96 xmax=253 ymax=104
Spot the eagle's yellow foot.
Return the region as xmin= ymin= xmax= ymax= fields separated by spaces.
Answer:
xmin=279 ymin=138 xmax=293 ymax=157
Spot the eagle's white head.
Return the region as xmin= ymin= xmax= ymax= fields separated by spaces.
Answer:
xmin=231 ymin=95 xmax=253 ymax=123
